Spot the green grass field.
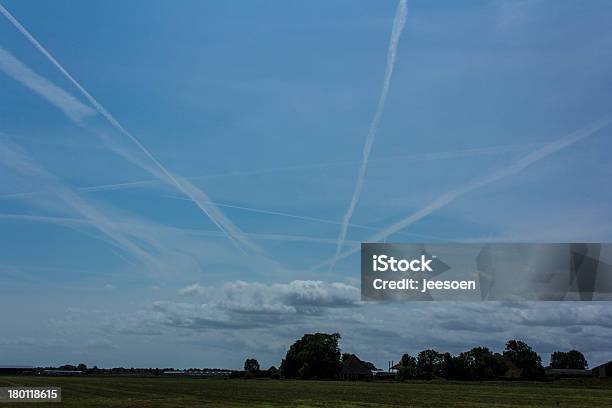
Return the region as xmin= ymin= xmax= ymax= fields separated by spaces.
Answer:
xmin=1 ymin=376 xmax=611 ymax=407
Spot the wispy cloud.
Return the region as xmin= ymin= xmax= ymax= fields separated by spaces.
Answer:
xmin=315 ymin=115 xmax=612 ymax=269
xmin=0 ymin=47 xmax=94 ymax=122
xmin=0 ymin=3 xmax=259 ymax=255
xmin=331 ymin=0 xmax=408 ymax=270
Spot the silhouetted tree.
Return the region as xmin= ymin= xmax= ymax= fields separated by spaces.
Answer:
xmin=440 ymin=352 xmax=467 ymax=380
xmin=490 ymin=352 xmax=508 ymax=377
xmin=60 ymin=364 xmax=77 ymax=371
xmin=503 ymin=340 xmax=544 ymax=379
xmin=397 ymin=353 xmax=417 ymax=380
xmin=550 ymin=350 xmax=588 ymax=369
xmin=244 ymin=358 xmax=260 ymax=372
xmin=417 ymin=349 xmax=444 ymax=379
xmin=281 ymin=333 xmax=342 ymax=379
xmin=462 ymin=347 xmax=508 ymax=380
xmin=400 ymin=353 xmax=417 ymax=368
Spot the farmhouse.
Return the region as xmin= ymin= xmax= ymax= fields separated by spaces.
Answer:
xmin=340 ymin=354 xmax=376 ymax=381
xmin=592 ymin=361 xmax=612 ymax=378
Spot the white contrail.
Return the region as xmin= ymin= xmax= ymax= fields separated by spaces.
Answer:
xmin=0 ymin=47 xmax=95 ymax=122
xmin=331 ymin=0 xmax=408 ymax=270
xmin=0 ymin=212 xmax=363 ymax=246
xmin=164 ymin=194 xmax=446 ymax=241
xmin=0 ymin=142 xmax=536 ymax=198
xmin=0 ymin=213 xmax=142 ymax=260
xmin=0 ymin=133 xmax=535 ymax=243
xmin=0 ymin=3 xmax=255 ymax=254
xmin=314 ymin=115 xmax=612 ymax=270
xmin=0 ymin=141 xmax=160 ymax=267
xmin=0 ymin=213 xmax=88 ymax=226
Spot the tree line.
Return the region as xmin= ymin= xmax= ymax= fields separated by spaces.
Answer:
xmin=396 ymin=340 xmax=538 ymax=380
xmin=247 ymin=332 xmax=589 ymax=381
xmin=28 ymin=332 xmax=589 ymax=381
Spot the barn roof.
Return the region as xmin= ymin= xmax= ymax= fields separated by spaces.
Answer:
xmin=340 ymin=354 xmax=375 ymax=376
xmin=592 ymin=361 xmax=612 ymax=369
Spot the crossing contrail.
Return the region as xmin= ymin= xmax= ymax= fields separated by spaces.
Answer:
xmin=0 ymin=141 xmax=535 ymax=198
xmin=0 ymin=212 xmax=363 ymax=246
xmin=0 ymin=2 xmax=257 ymax=254
xmin=315 ymin=115 xmax=612 ymax=270
xmin=0 ymin=134 xmax=536 ymax=243
xmin=0 ymin=141 xmax=161 ymax=267
xmin=331 ymin=0 xmax=407 ymax=271
xmin=164 ymin=194 xmax=446 ymax=241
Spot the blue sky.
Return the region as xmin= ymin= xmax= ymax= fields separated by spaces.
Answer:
xmin=1 ymin=0 xmax=612 ymax=370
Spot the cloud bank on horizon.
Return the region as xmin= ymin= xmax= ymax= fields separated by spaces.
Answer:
xmin=1 ymin=0 xmax=612 ymax=369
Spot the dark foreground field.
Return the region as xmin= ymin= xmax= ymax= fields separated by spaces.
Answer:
xmin=1 ymin=376 xmax=611 ymax=407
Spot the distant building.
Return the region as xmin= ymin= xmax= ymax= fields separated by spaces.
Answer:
xmin=162 ymin=370 xmax=186 ymax=376
xmin=266 ymin=366 xmax=279 ymax=378
xmin=592 ymin=361 xmax=612 ymax=378
xmin=373 ymin=370 xmax=395 ymax=380
xmin=340 ymin=354 xmax=376 ymax=381
xmin=161 ymin=369 xmax=231 ymax=377
xmin=545 ymin=368 xmax=592 ymax=378
xmin=43 ymin=370 xmax=82 ymax=376
xmin=0 ymin=366 xmax=35 ymax=375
